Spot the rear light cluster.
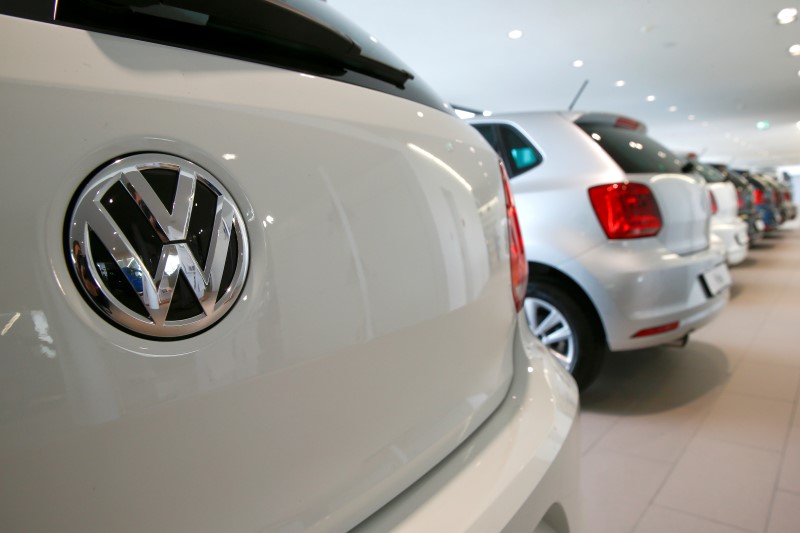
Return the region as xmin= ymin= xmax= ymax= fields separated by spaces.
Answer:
xmin=588 ymin=182 xmax=662 ymax=239
xmin=737 ymin=190 xmax=744 ymax=210
xmin=709 ymin=190 xmax=718 ymax=215
xmin=499 ymin=161 xmax=528 ymax=312
xmin=753 ymin=189 xmax=764 ymax=205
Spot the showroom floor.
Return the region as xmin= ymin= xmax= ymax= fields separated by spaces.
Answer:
xmin=579 ymin=217 xmax=800 ymax=533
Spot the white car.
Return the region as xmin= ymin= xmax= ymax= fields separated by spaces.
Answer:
xmin=688 ymin=161 xmax=750 ymax=265
xmin=471 ymin=112 xmax=730 ymax=388
xmin=0 ymin=1 xmax=581 ymax=531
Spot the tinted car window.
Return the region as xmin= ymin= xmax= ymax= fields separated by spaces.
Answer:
xmin=501 ymin=126 xmax=541 ymax=174
xmin=578 ymin=125 xmax=684 ymax=174
xmin=693 ymin=163 xmax=726 ymax=183
xmin=0 ymin=0 xmax=448 ymax=112
xmin=473 ymin=124 xmax=498 ymax=149
xmin=472 ymin=123 xmax=542 ymax=178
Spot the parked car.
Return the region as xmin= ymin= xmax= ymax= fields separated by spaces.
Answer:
xmin=688 ymin=161 xmax=749 ymax=265
xmin=769 ymin=176 xmax=797 ymax=222
xmin=735 ymin=170 xmax=783 ymax=232
xmin=0 ymin=1 xmax=581 ymax=532
xmin=471 ymin=112 xmax=730 ymax=388
xmin=708 ymin=165 xmax=765 ymax=243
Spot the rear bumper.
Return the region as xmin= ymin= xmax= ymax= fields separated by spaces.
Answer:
xmin=711 ymin=218 xmax=749 ymax=265
xmin=563 ymin=241 xmax=729 ymax=352
xmin=353 ymin=314 xmax=582 ymax=533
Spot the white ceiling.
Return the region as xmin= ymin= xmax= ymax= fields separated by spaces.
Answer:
xmin=330 ymin=0 xmax=800 ymax=169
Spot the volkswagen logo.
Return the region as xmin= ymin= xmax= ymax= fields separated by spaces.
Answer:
xmin=66 ymin=154 xmax=249 ymax=338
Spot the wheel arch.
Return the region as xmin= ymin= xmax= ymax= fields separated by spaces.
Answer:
xmin=527 ymin=261 xmax=609 ymax=350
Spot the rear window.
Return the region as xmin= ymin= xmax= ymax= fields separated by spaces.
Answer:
xmin=577 ymin=124 xmax=684 ymax=174
xmin=0 ymin=0 xmax=448 ymax=112
xmin=692 ymin=163 xmax=726 ymax=183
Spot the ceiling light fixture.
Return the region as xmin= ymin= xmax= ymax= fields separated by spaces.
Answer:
xmin=646 ymin=95 xmax=656 ymax=102
xmin=688 ymin=115 xmax=696 ymax=121
xmin=508 ymin=29 xmax=523 ymax=39
xmin=756 ymin=120 xmax=770 ymax=130
xmin=482 ymin=110 xmax=493 ymax=117
xmin=668 ymin=106 xmax=678 ymax=112
xmin=790 ymin=44 xmax=800 ymax=56
xmin=573 ymin=60 xmax=584 ymax=68
xmin=777 ymin=8 xmax=798 ymax=24
xmin=615 ymin=80 xmax=626 ymax=87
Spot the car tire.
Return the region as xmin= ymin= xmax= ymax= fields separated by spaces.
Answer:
xmin=523 ymin=282 xmax=605 ymax=390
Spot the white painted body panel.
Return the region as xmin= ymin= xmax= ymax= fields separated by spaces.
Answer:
xmin=354 ymin=314 xmax=582 ymax=532
xmin=0 ymin=15 xmax=579 ymax=531
xmin=471 ymin=112 xmax=729 ymax=351
xmin=708 ymin=182 xmax=750 ymax=265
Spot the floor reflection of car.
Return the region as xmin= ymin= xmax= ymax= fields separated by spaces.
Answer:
xmin=0 ymin=1 xmax=580 ymax=532
xmin=687 ymin=161 xmax=749 ymax=265
xmin=471 ymin=111 xmax=730 ymax=389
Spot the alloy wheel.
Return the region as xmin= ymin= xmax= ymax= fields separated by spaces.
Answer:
xmin=523 ymin=296 xmax=576 ymax=372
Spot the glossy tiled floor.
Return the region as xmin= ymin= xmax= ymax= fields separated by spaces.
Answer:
xmin=580 ymin=217 xmax=800 ymax=533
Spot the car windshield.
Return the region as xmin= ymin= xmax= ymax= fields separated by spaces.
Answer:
xmin=577 ymin=124 xmax=684 ymax=174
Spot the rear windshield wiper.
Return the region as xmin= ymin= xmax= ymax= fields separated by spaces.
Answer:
xmin=56 ymin=0 xmax=413 ymax=88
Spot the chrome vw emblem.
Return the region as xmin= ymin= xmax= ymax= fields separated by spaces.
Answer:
xmin=67 ymin=154 xmax=249 ymax=338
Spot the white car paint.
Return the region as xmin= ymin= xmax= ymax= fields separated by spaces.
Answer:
xmin=708 ymin=181 xmax=750 ymax=265
xmin=0 ymin=5 xmax=580 ymax=533
xmin=471 ymin=112 xmax=729 ymax=363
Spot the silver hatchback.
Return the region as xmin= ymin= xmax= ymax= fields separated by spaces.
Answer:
xmin=472 ymin=111 xmax=730 ymax=389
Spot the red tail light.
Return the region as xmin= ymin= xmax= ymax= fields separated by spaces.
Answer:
xmin=736 ymin=190 xmax=744 ymax=210
xmin=753 ymin=189 xmax=764 ymax=205
xmin=499 ymin=161 xmax=528 ymax=312
xmin=709 ymin=190 xmax=718 ymax=215
xmin=785 ymin=190 xmax=792 ymax=201
xmin=588 ymin=182 xmax=662 ymax=239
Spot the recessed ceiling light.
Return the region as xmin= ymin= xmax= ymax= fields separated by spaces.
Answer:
xmin=646 ymin=95 xmax=656 ymax=102
xmin=688 ymin=115 xmax=696 ymax=121
xmin=573 ymin=59 xmax=584 ymax=68
xmin=615 ymin=80 xmax=626 ymax=87
xmin=756 ymin=120 xmax=770 ymax=130
xmin=508 ymin=30 xmax=523 ymax=40
xmin=778 ymin=8 xmax=798 ymax=24
xmin=790 ymin=44 xmax=800 ymax=56
xmin=482 ymin=110 xmax=493 ymax=117
xmin=454 ymin=109 xmax=476 ymax=119
xmin=668 ymin=106 xmax=678 ymax=112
